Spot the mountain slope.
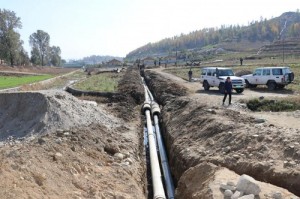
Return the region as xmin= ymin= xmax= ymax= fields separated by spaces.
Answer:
xmin=126 ymin=12 xmax=300 ymax=60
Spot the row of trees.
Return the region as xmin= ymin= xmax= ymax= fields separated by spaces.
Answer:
xmin=0 ymin=9 xmax=62 ymax=67
xmin=126 ymin=12 xmax=300 ymax=59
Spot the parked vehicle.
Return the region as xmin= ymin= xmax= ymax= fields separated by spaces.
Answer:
xmin=241 ymin=66 xmax=294 ymax=90
xmin=200 ymin=67 xmax=245 ymax=93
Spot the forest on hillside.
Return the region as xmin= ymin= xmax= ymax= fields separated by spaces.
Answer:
xmin=126 ymin=12 xmax=300 ymax=60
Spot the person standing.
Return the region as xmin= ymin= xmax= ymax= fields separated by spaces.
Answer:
xmin=188 ymin=69 xmax=193 ymax=82
xmin=223 ymin=77 xmax=232 ymax=105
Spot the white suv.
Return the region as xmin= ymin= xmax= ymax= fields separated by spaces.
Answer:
xmin=241 ymin=66 xmax=294 ymax=90
xmin=200 ymin=67 xmax=245 ymax=93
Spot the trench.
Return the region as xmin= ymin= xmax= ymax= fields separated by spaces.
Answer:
xmin=143 ymin=69 xmax=300 ymax=197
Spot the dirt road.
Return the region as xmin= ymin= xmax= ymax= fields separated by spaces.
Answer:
xmin=152 ymin=69 xmax=300 ymax=129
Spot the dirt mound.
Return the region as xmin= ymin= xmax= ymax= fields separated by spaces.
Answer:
xmin=0 ymin=91 xmax=119 ymax=141
xmin=144 ymin=70 xmax=187 ymax=105
xmin=176 ymin=162 xmax=299 ymax=198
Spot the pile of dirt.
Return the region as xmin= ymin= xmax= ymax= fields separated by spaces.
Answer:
xmin=0 ymin=68 xmax=147 ymax=198
xmin=176 ymin=162 xmax=299 ymax=198
xmin=145 ymin=70 xmax=300 ymax=197
xmin=0 ymin=90 xmax=119 ymax=141
xmin=0 ymin=123 xmax=145 ymax=198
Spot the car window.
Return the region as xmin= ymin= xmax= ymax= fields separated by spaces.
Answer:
xmin=282 ymin=68 xmax=291 ymax=74
xmin=201 ymin=69 xmax=206 ymax=75
xmin=207 ymin=70 xmax=212 ymax=76
xmin=218 ymin=69 xmax=234 ymax=76
xmin=254 ymin=69 xmax=262 ymax=76
xmin=272 ymin=68 xmax=282 ymax=75
xmin=262 ymin=69 xmax=270 ymax=75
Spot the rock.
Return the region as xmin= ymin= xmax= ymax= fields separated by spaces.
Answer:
xmin=55 ymin=138 xmax=62 ymax=144
xmin=71 ymin=146 xmax=76 ymax=152
xmin=220 ymin=183 xmax=236 ymax=191
xmin=223 ymin=146 xmax=231 ymax=153
xmin=56 ymin=130 xmax=64 ymax=137
xmin=236 ymin=174 xmax=261 ymax=195
xmin=254 ymin=118 xmax=266 ymax=123
xmin=224 ymin=189 xmax=233 ymax=197
xmin=231 ymin=190 xmax=243 ymax=199
xmin=63 ymin=132 xmax=70 ymax=136
xmin=71 ymin=137 xmax=79 ymax=142
xmin=238 ymin=194 xmax=254 ymax=199
xmin=272 ymin=191 xmax=282 ymax=199
xmin=206 ymin=109 xmax=216 ymax=114
xmin=38 ymin=138 xmax=46 ymax=145
xmin=207 ymin=138 xmax=215 ymax=146
xmin=53 ymin=152 xmax=63 ymax=161
xmin=114 ymin=153 xmax=125 ymax=161
xmin=227 ymin=181 xmax=235 ymax=186
xmin=125 ymin=158 xmax=133 ymax=165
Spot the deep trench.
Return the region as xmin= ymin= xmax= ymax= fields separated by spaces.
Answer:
xmin=143 ymin=69 xmax=300 ymax=197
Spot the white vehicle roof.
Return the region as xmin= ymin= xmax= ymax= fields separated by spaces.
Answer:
xmin=202 ymin=67 xmax=232 ymax=70
xmin=254 ymin=66 xmax=290 ymax=69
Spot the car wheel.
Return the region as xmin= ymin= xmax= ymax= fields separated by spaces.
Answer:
xmin=203 ymin=81 xmax=210 ymax=91
xmin=245 ymin=80 xmax=250 ymax=88
xmin=219 ymin=83 xmax=225 ymax=93
xmin=267 ymin=82 xmax=276 ymax=91
xmin=235 ymin=88 xmax=244 ymax=93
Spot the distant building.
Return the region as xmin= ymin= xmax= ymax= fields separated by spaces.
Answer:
xmin=142 ymin=57 xmax=156 ymax=66
xmin=62 ymin=62 xmax=84 ymax=68
xmin=162 ymin=55 xmax=177 ymax=65
xmin=105 ymin=59 xmax=123 ymax=67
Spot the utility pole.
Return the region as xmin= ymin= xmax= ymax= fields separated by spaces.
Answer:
xmin=280 ymin=20 xmax=287 ymax=64
xmin=282 ymin=39 xmax=285 ymax=63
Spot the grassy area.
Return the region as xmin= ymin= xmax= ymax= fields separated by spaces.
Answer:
xmin=0 ymin=74 xmax=53 ymax=89
xmin=20 ymin=71 xmax=86 ymax=91
xmin=74 ymin=72 xmax=122 ymax=92
xmin=246 ymin=97 xmax=300 ymax=112
xmin=164 ymin=67 xmax=200 ymax=81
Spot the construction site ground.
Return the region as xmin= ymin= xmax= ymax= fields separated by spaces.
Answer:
xmin=0 ymin=66 xmax=299 ymax=198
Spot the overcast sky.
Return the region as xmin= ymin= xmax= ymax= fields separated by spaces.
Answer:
xmin=1 ymin=0 xmax=299 ymax=60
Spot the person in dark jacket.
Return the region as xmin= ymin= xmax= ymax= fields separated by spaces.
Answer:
xmin=223 ymin=77 xmax=232 ymax=105
xmin=188 ymin=69 xmax=193 ymax=82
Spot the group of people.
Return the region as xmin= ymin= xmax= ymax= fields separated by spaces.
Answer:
xmin=188 ymin=69 xmax=232 ymax=105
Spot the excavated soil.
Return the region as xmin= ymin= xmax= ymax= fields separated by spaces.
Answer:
xmin=144 ymin=70 xmax=300 ymax=197
xmin=0 ymin=67 xmax=146 ymax=199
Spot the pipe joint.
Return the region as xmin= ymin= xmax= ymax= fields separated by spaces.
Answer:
xmin=142 ymin=101 xmax=151 ymax=114
xmin=151 ymin=102 xmax=161 ymax=116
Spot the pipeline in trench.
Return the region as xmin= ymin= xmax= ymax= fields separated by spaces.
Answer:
xmin=141 ymin=77 xmax=175 ymax=199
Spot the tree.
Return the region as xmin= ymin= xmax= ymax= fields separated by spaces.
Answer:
xmin=0 ymin=9 xmax=23 ymax=66
xmin=49 ymin=46 xmax=61 ymax=66
xmin=29 ymin=30 xmax=50 ymax=66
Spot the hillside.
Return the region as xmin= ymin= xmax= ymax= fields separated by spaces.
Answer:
xmin=126 ymin=12 xmax=300 ymax=60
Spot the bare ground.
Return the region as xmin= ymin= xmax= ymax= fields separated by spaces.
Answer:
xmin=0 ymin=67 xmax=147 ymax=199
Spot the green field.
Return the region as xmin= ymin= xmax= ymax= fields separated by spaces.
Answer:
xmin=74 ymin=72 xmax=122 ymax=92
xmin=0 ymin=75 xmax=53 ymax=89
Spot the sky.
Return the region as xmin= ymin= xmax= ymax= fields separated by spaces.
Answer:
xmin=1 ymin=0 xmax=299 ymax=60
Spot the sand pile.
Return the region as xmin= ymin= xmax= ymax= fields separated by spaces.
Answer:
xmin=0 ymin=90 xmax=119 ymax=141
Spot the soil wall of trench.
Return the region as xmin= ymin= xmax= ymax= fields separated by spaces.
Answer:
xmin=144 ymin=70 xmax=300 ymax=197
